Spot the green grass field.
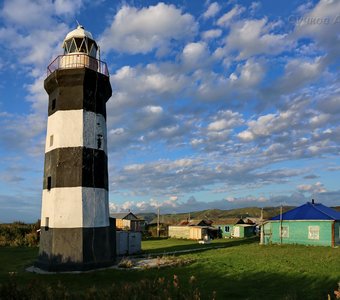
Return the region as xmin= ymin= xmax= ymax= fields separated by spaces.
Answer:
xmin=0 ymin=238 xmax=339 ymax=299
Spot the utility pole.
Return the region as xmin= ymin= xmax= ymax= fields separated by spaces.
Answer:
xmin=157 ymin=207 xmax=160 ymax=238
xmin=260 ymin=208 xmax=264 ymax=245
xmin=280 ymin=205 xmax=283 ymax=245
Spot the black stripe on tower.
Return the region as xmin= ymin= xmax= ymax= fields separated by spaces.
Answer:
xmin=36 ymin=222 xmax=116 ymax=271
xmin=44 ymin=68 xmax=112 ymax=119
xmin=43 ymin=147 xmax=108 ymax=190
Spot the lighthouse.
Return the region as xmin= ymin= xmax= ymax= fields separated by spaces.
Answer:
xmin=36 ymin=25 xmax=115 ymax=271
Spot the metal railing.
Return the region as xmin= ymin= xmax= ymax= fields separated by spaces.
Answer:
xmin=47 ymin=54 xmax=109 ymax=77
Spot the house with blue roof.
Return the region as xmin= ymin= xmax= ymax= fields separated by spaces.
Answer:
xmin=262 ymin=200 xmax=340 ymax=247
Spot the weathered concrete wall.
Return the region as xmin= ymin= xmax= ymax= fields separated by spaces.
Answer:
xmin=43 ymin=147 xmax=108 ymax=190
xmin=37 ymin=225 xmax=116 ymax=271
xmin=45 ymin=110 xmax=107 ymax=154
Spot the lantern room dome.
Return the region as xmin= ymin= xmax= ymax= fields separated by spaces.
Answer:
xmin=62 ymin=25 xmax=98 ymax=58
xmin=63 ymin=25 xmax=94 ymax=43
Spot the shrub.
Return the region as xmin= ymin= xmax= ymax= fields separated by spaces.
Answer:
xmin=0 ymin=220 xmax=40 ymax=247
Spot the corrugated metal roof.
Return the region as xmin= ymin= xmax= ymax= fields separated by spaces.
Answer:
xmin=110 ymin=212 xmax=138 ymax=220
xmin=212 ymin=218 xmax=244 ymax=225
xmin=271 ymin=202 xmax=340 ymax=221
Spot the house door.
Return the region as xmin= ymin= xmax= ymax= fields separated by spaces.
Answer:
xmin=234 ymin=226 xmax=240 ymax=237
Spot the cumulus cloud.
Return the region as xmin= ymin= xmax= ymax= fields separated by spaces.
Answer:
xmin=217 ymin=5 xmax=245 ymax=27
xmin=99 ymin=3 xmax=198 ymax=54
xmin=203 ymin=2 xmax=220 ymax=19
xmin=181 ymin=42 xmax=211 ymax=70
xmin=268 ymin=56 xmax=326 ymax=96
xmin=297 ymin=182 xmax=327 ymax=193
xmin=224 ymin=18 xmax=292 ymax=59
xmin=201 ymin=29 xmax=222 ymax=40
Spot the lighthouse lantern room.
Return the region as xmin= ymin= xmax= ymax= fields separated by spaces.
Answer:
xmin=36 ymin=25 xmax=115 ymax=271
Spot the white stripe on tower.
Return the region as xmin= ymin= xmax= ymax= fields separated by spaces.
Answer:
xmin=41 ymin=187 xmax=109 ymax=228
xmin=45 ymin=110 xmax=107 ymax=154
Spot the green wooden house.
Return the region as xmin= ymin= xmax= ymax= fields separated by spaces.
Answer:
xmin=233 ymin=224 xmax=255 ymax=238
xmin=262 ymin=201 xmax=340 ymax=247
xmin=213 ymin=218 xmax=244 ymax=238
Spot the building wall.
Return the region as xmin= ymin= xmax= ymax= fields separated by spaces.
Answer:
xmin=334 ymin=221 xmax=340 ymax=245
xmin=115 ymin=219 xmax=144 ymax=231
xmin=215 ymin=224 xmax=234 ymax=237
xmin=233 ymin=225 xmax=255 ymax=238
xmin=168 ymin=226 xmax=205 ymax=240
xmin=168 ymin=226 xmax=191 ymax=239
xmin=263 ymin=220 xmax=333 ymax=246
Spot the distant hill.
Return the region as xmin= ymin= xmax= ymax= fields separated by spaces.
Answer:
xmin=332 ymin=206 xmax=340 ymax=212
xmin=148 ymin=206 xmax=295 ymax=225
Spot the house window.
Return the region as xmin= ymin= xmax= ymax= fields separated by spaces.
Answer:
xmin=49 ymin=135 xmax=54 ymax=147
xmin=280 ymin=226 xmax=289 ymax=238
xmin=47 ymin=176 xmax=52 ymax=191
xmin=308 ymin=226 xmax=319 ymax=240
xmin=225 ymin=226 xmax=230 ymax=232
xmin=51 ymin=99 xmax=56 ymax=110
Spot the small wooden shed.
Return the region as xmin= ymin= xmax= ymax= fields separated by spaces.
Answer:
xmin=110 ymin=212 xmax=145 ymax=232
xmin=262 ymin=201 xmax=340 ymax=247
xmin=213 ymin=218 xmax=244 ymax=238
xmin=168 ymin=225 xmax=209 ymax=240
xmin=233 ymin=224 xmax=255 ymax=238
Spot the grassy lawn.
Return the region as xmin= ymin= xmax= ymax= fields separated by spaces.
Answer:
xmin=0 ymin=238 xmax=339 ymax=299
xmin=141 ymin=236 xmax=256 ymax=253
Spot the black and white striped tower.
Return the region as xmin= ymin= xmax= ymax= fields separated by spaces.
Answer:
xmin=36 ymin=25 xmax=115 ymax=271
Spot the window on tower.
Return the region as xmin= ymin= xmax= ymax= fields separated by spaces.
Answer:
xmin=47 ymin=176 xmax=52 ymax=191
xmin=49 ymin=135 xmax=54 ymax=147
xmin=51 ymin=99 xmax=56 ymax=110
xmin=97 ymin=134 xmax=103 ymax=149
xmin=45 ymin=217 xmax=49 ymax=231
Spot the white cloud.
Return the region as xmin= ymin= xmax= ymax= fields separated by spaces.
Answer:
xmin=111 ymin=64 xmax=186 ymax=100
xmin=203 ymin=2 xmax=220 ymax=19
xmin=54 ymin=0 xmax=83 ymax=15
xmin=293 ymin=0 xmax=340 ymax=64
xmin=225 ymin=18 xmax=291 ymax=59
xmin=238 ymin=58 xmax=265 ymax=86
xmin=269 ymin=56 xmax=325 ymax=95
xmin=1 ymin=0 xmax=53 ymax=27
xmin=217 ymin=5 xmax=245 ymax=27
xmin=207 ymin=110 xmax=243 ymax=131
xmin=181 ymin=42 xmax=211 ymax=70
xmin=249 ymin=2 xmax=261 ymax=14
xmin=100 ymin=3 xmax=198 ymax=54
xmin=297 ymin=182 xmax=327 ymax=193
xmin=201 ymin=29 xmax=222 ymax=40
xmin=238 ymin=103 xmax=304 ymax=142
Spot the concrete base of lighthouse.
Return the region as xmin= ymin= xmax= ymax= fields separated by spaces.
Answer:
xmin=35 ymin=221 xmax=116 ymax=272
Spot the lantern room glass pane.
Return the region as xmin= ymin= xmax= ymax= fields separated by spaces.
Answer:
xmin=64 ymin=40 xmax=72 ymax=54
xmin=88 ymin=42 xmax=97 ymax=58
xmin=69 ymin=39 xmax=77 ymax=53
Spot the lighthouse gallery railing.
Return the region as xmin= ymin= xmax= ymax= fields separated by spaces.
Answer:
xmin=47 ymin=54 xmax=109 ymax=77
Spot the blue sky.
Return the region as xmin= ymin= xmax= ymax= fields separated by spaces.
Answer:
xmin=0 ymin=0 xmax=339 ymax=222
